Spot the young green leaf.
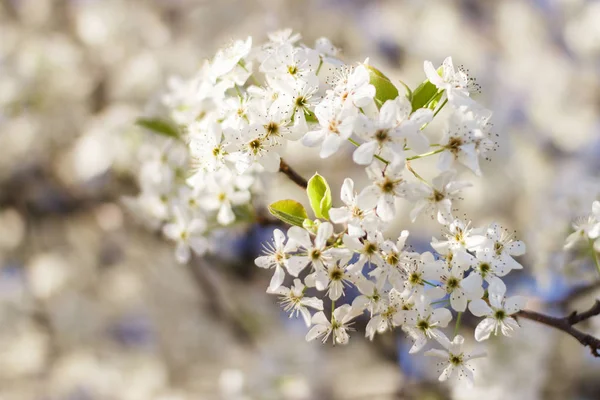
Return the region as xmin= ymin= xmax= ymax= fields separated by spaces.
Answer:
xmin=366 ymin=64 xmax=400 ymax=107
xmin=411 ymin=66 xmax=444 ymax=111
xmin=268 ymin=199 xmax=309 ymax=227
xmin=135 ymin=117 xmax=181 ymax=139
xmin=306 ymin=173 xmax=332 ymax=219
xmin=411 ymin=80 xmax=439 ymax=112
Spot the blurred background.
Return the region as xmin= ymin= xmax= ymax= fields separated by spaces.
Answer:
xmin=1 ymin=0 xmax=600 ymax=398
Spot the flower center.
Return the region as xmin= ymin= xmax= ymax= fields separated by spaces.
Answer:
xmin=264 ymin=121 xmax=280 ymax=137
xmin=249 ymin=139 xmax=262 ymax=154
xmin=328 ymin=120 xmax=339 ymax=134
xmin=287 ymin=65 xmax=298 ymax=75
xmin=329 ymin=268 xmax=343 ymax=281
xmin=409 ymin=272 xmax=422 ymax=285
xmin=310 ymin=249 xmax=322 ymax=261
xmin=494 ymin=309 xmax=506 ymax=320
xmin=375 ymin=129 xmax=389 ymax=143
xmin=479 ymin=262 xmax=491 ymax=277
xmin=351 ymin=206 xmax=363 ymax=218
xmin=447 ymin=136 xmax=463 ymax=152
xmin=386 ymin=252 xmax=399 ymax=266
xmin=274 ymin=251 xmax=286 ymax=265
xmin=288 ymin=292 xmax=302 ymax=305
xmin=380 ymin=178 xmax=397 ymax=193
xmin=416 ymin=319 xmax=430 ymax=331
xmin=295 ymin=96 xmax=307 ymax=108
xmin=446 ymin=277 xmax=460 ymax=291
xmin=449 ymin=353 xmax=463 ymax=366
xmin=363 ymin=242 xmax=378 ymax=255
xmin=431 ymin=190 xmax=445 ymax=202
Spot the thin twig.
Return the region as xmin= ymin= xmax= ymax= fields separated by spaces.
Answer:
xmin=279 ymin=158 xmax=308 ymax=189
xmin=516 ymin=300 xmax=600 ymax=357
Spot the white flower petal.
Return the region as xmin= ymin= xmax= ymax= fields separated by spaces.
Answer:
xmin=353 ymin=141 xmax=379 ymax=165
xmin=305 ymin=324 xmax=328 ymax=342
xmin=469 ymin=299 xmax=492 ymax=317
xmin=474 ymin=317 xmax=496 ymax=341
xmin=268 ymin=265 xmax=286 ymax=292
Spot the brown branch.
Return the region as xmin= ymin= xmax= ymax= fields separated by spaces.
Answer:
xmin=516 ymin=300 xmax=600 ymax=357
xmin=279 ymin=158 xmax=308 ymax=189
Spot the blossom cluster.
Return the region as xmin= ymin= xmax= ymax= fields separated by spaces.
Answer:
xmin=130 ymin=30 xmax=529 ymax=385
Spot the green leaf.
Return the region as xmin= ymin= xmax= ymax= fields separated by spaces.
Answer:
xmin=411 ymin=80 xmax=439 ymax=112
xmin=411 ymin=66 xmax=443 ymax=112
xmin=135 ymin=117 xmax=181 ymax=139
xmin=306 ymin=173 xmax=332 ymax=219
xmin=366 ymin=65 xmax=399 ymax=108
xmin=268 ymin=200 xmax=308 ymax=227
xmin=427 ymin=91 xmax=444 ymax=111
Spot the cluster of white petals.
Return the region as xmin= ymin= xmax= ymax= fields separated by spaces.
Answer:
xmin=130 ymin=30 xmax=532 ymax=386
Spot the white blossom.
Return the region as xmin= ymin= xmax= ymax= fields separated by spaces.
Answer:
xmin=329 ymin=178 xmax=380 ymax=238
xmin=425 ymin=333 xmax=486 ymax=386
xmin=357 ymin=161 xmax=408 ymax=221
xmin=402 ymin=298 xmax=453 ymax=353
xmin=305 ymin=304 xmax=361 ymax=345
xmin=469 ymin=283 xmax=526 ymax=341
xmin=423 ymin=56 xmax=476 ymax=107
xmin=255 ymin=229 xmax=296 ymax=292
xmin=408 ymin=170 xmax=471 ymax=225
xmin=267 ymin=279 xmax=323 ymax=327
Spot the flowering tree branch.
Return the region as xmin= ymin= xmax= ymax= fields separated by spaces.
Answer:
xmin=279 ymin=159 xmax=308 ymax=189
xmin=130 ymin=29 xmax=600 ymax=387
xmin=516 ymin=300 xmax=600 ymax=357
